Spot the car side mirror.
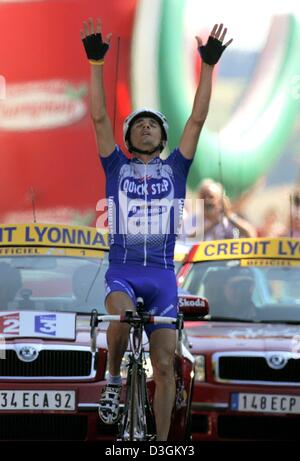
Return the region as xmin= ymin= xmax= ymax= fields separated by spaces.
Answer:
xmin=178 ymin=294 xmax=209 ymax=320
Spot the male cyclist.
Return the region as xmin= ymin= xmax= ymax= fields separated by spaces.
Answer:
xmin=81 ymin=18 xmax=232 ymax=441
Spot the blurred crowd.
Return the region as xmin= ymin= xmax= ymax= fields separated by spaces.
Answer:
xmin=181 ymin=177 xmax=300 ymax=241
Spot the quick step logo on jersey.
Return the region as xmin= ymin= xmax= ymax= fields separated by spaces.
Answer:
xmin=120 ymin=177 xmax=171 ymax=199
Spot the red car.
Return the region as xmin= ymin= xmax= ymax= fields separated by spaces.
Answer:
xmin=177 ymin=237 xmax=300 ymax=441
xmin=0 ymin=223 xmax=195 ymax=441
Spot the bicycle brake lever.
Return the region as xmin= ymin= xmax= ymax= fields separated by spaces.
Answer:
xmin=176 ymin=313 xmax=184 ymax=331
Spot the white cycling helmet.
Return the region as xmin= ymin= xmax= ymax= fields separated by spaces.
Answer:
xmin=123 ymin=108 xmax=169 ymax=154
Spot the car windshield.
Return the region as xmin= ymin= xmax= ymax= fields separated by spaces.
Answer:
xmin=181 ymin=260 xmax=300 ymax=323
xmin=0 ymin=252 xmax=109 ymax=314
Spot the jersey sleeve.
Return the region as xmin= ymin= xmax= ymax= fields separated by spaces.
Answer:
xmin=99 ymin=145 xmax=128 ymax=177
xmin=165 ymin=148 xmax=193 ymax=179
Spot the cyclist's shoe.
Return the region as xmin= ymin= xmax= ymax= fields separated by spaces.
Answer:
xmin=98 ymin=384 xmax=121 ymax=424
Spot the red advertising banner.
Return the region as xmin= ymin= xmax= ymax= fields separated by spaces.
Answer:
xmin=0 ymin=0 xmax=136 ymax=224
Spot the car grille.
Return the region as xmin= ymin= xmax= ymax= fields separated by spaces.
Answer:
xmin=0 ymin=349 xmax=93 ymax=377
xmin=0 ymin=414 xmax=87 ymax=440
xmin=217 ymin=355 xmax=300 ymax=383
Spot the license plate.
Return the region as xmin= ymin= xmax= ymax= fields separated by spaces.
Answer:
xmin=0 ymin=391 xmax=76 ymax=411
xmin=231 ymin=393 xmax=300 ymax=414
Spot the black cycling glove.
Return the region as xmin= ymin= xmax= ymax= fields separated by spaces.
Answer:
xmin=198 ymin=36 xmax=226 ymax=65
xmin=82 ymin=33 xmax=109 ymax=61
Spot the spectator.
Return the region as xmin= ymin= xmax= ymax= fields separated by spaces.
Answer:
xmin=257 ymin=207 xmax=286 ymax=237
xmin=185 ymin=178 xmax=256 ymax=240
xmin=289 ymin=190 xmax=300 ymax=237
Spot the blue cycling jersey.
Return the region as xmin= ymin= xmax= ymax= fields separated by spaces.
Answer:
xmin=100 ymin=146 xmax=192 ymax=269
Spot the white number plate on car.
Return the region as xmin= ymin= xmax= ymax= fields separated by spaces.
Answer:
xmin=0 ymin=391 xmax=75 ymax=411
xmin=231 ymin=393 xmax=300 ymax=414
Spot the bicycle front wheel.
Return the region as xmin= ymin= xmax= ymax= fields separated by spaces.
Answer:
xmin=119 ymin=361 xmax=148 ymax=441
xmin=129 ymin=361 xmax=138 ymax=440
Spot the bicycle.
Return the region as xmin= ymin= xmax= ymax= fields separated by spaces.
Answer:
xmin=90 ymin=297 xmax=184 ymax=441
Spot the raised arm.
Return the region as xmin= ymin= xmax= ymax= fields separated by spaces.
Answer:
xmin=81 ymin=18 xmax=115 ymax=157
xmin=179 ymin=24 xmax=233 ymax=160
xmin=228 ymin=215 xmax=257 ymax=238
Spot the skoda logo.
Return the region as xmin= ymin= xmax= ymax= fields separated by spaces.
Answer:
xmin=17 ymin=346 xmax=39 ymax=362
xmin=266 ymin=354 xmax=287 ymax=370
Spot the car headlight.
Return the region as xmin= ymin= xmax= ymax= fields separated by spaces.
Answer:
xmin=105 ymin=352 xmax=153 ymax=379
xmin=194 ymin=355 xmax=205 ymax=382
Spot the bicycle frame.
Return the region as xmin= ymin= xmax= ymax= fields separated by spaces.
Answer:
xmin=118 ymin=312 xmax=156 ymax=441
xmin=90 ymin=308 xmax=182 ymax=441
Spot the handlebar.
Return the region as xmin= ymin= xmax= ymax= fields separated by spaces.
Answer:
xmin=90 ymin=309 xmax=183 ymax=329
xmin=90 ymin=309 xmax=184 ymax=354
xmin=96 ymin=314 xmax=177 ymax=325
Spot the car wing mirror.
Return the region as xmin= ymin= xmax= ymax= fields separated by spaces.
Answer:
xmin=178 ymin=294 xmax=209 ymax=320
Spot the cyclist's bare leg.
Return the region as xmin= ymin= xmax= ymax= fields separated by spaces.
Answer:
xmin=106 ymin=291 xmax=135 ymax=376
xmin=150 ymin=328 xmax=176 ymax=441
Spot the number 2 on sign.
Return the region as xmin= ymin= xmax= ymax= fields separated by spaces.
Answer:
xmin=0 ymin=318 xmax=19 ymax=335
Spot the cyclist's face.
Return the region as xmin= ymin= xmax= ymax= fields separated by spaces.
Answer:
xmin=130 ymin=117 xmax=162 ymax=150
